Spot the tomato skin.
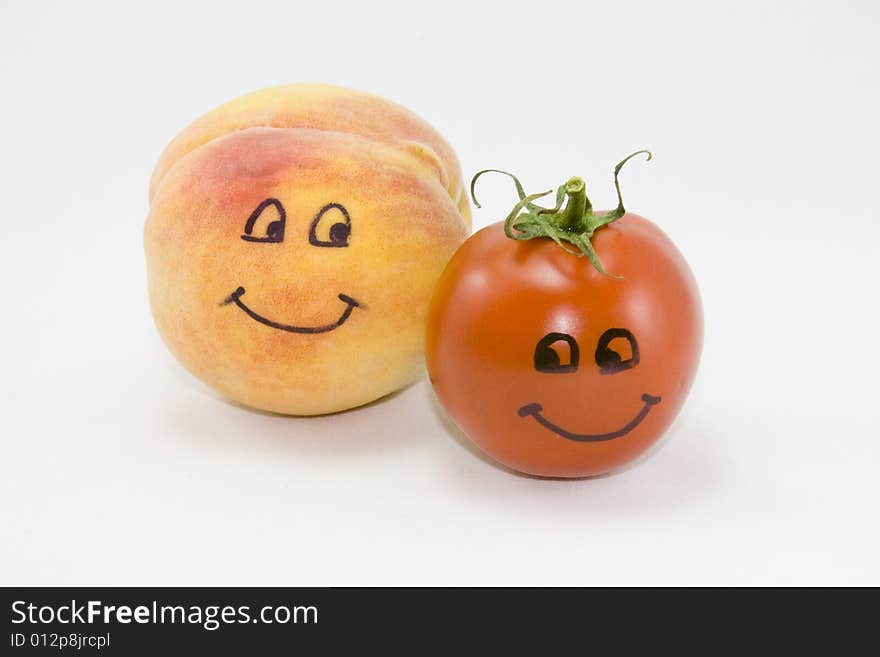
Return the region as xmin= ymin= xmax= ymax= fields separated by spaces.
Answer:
xmin=426 ymin=213 xmax=702 ymax=478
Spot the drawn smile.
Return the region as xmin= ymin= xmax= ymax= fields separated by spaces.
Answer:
xmin=221 ymin=286 xmax=362 ymax=334
xmin=517 ymin=393 xmax=662 ymax=442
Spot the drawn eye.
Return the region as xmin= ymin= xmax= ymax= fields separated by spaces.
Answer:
xmin=309 ymin=203 xmax=351 ymax=248
xmin=595 ymin=328 xmax=640 ymax=375
xmin=534 ymin=332 xmax=580 ymax=373
xmin=241 ymin=198 xmax=286 ymax=243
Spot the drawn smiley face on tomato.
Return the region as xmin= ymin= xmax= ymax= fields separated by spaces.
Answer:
xmin=426 ymin=212 xmax=702 ymax=478
xmin=520 ymin=327 xmax=662 ymax=442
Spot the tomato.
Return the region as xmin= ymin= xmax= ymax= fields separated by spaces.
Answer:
xmin=426 ymin=153 xmax=702 ymax=477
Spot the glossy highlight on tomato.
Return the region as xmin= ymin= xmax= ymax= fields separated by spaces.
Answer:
xmin=426 ymin=160 xmax=702 ymax=478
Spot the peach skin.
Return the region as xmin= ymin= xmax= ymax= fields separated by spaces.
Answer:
xmin=144 ymin=85 xmax=470 ymax=415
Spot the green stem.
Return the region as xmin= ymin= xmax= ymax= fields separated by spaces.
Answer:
xmin=470 ymin=150 xmax=651 ymax=277
xmin=556 ymin=177 xmax=590 ymax=232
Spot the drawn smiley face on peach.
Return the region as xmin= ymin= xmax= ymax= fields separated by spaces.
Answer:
xmin=145 ymin=88 xmax=470 ymax=416
xmin=222 ymin=197 xmax=362 ymax=335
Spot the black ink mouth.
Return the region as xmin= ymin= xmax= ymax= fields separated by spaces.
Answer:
xmin=517 ymin=393 xmax=661 ymax=442
xmin=221 ymin=286 xmax=362 ymax=334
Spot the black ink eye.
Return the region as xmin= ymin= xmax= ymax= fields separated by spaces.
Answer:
xmin=534 ymin=333 xmax=580 ymax=373
xmin=595 ymin=328 xmax=640 ymax=375
xmin=309 ymin=203 xmax=351 ymax=248
xmin=241 ymin=198 xmax=286 ymax=243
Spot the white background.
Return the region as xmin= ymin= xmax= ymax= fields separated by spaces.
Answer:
xmin=1 ymin=0 xmax=878 ymax=585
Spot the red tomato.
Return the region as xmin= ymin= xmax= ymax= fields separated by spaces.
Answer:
xmin=426 ymin=155 xmax=702 ymax=478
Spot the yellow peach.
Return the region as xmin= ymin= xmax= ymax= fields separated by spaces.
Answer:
xmin=145 ymin=85 xmax=470 ymax=415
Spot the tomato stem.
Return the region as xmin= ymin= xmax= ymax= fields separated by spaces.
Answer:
xmin=556 ymin=177 xmax=589 ymax=231
xmin=470 ymin=150 xmax=651 ymax=276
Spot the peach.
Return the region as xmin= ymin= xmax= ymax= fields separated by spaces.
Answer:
xmin=144 ymin=84 xmax=470 ymax=415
